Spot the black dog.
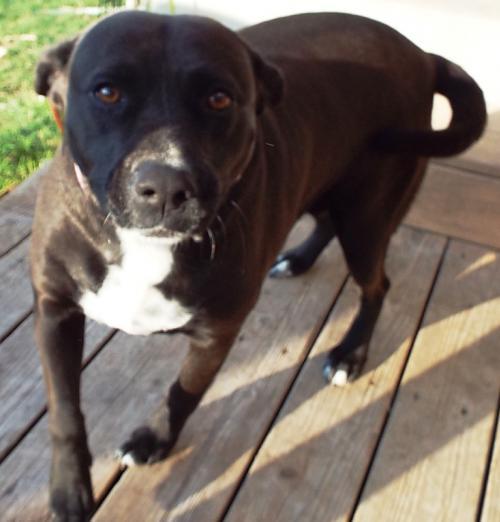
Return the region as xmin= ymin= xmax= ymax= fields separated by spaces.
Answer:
xmin=32 ymin=10 xmax=486 ymax=520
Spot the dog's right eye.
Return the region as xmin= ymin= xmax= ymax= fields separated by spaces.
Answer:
xmin=94 ymin=84 xmax=121 ymax=105
xmin=206 ymin=91 xmax=233 ymax=111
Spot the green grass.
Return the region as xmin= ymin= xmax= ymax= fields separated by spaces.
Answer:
xmin=0 ymin=1 xmax=111 ymax=194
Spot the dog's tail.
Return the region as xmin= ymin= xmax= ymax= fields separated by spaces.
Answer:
xmin=374 ymin=54 xmax=487 ymax=157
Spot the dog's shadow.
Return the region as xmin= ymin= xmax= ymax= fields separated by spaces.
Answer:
xmin=149 ymin=319 xmax=499 ymax=520
xmin=151 ymin=350 xmax=329 ymax=518
xmin=144 ymin=228 xmax=500 ymax=519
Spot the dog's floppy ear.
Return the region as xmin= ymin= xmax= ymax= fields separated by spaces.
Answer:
xmin=249 ymin=49 xmax=284 ymax=114
xmin=35 ymin=38 xmax=77 ymax=129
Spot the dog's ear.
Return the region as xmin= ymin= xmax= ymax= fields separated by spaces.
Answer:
xmin=35 ymin=38 xmax=77 ymax=124
xmin=249 ymin=49 xmax=284 ymax=114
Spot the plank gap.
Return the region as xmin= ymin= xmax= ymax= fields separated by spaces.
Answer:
xmin=349 ymin=238 xmax=451 ymax=520
xmin=405 ymin=164 xmax=500 ymax=249
xmin=403 ymin=222 xmax=500 ymax=254
xmin=218 ymin=274 xmax=351 ymax=522
xmin=94 ymin=465 xmax=127 ymax=515
xmin=0 ymin=231 xmax=31 ymax=261
xmin=0 ymin=325 xmax=116 ymax=465
xmin=433 ymin=160 xmax=500 ymax=184
xmin=353 ymin=239 xmax=500 ymax=521
xmin=0 ymin=408 xmax=44 ymax=465
xmin=0 ymin=309 xmax=32 ymax=345
xmin=0 ymin=165 xmax=44 ymax=256
xmin=223 ymin=228 xmax=447 ymax=522
xmin=81 ymin=329 xmax=119 ymax=371
xmin=0 ymin=239 xmax=34 ymax=340
xmin=476 ymin=392 xmax=500 ymax=522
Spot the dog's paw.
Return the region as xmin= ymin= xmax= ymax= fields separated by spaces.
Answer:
xmin=269 ymin=256 xmax=294 ymax=278
xmin=322 ymin=350 xmax=367 ymax=387
xmin=116 ymin=427 xmax=176 ymax=466
xmin=323 ymin=341 xmax=369 ymax=386
xmin=50 ymin=445 xmax=94 ymax=522
xmin=269 ymin=252 xmax=310 ymax=278
xmin=323 ymin=362 xmax=354 ymax=386
xmin=51 ymin=486 xmax=94 ymax=522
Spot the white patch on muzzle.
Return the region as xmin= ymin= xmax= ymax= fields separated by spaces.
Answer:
xmin=123 ymin=129 xmax=188 ymax=173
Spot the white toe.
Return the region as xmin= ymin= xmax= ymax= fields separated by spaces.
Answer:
xmin=270 ymin=259 xmax=293 ymax=278
xmin=330 ymin=364 xmax=350 ymax=387
xmin=118 ymin=451 xmax=138 ymax=468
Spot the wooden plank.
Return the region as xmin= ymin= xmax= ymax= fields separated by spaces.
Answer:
xmin=0 ymin=218 xmax=347 ymax=521
xmin=481 ymin=409 xmax=500 ymax=522
xmin=433 ymin=104 xmax=500 ymax=178
xmin=0 ymin=330 xmax=189 ymax=522
xmin=0 ymin=165 xmax=45 ymax=257
xmin=0 ymin=240 xmax=33 ymax=341
xmin=90 ymin=226 xmax=349 ymax=521
xmin=439 ymin=128 xmax=500 ymax=179
xmin=486 ymin=110 xmax=500 ymax=134
xmin=354 ymin=240 xmax=500 ymax=521
xmin=405 ymin=163 xmax=500 ymax=249
xmin=225 ymin=227 xmax=446 ymax=522
xmin=0 ymin=316 xmax=112 ymax=460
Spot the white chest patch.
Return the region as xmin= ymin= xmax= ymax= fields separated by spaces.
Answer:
xmin=79 ymin=228 xmax=192 ymax=336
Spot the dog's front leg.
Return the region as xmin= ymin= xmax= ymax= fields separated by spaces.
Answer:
xmin=34 ymin=295 xmax=93 ymax=521
xmin=118 ymin=329 xmax=237 ymax=466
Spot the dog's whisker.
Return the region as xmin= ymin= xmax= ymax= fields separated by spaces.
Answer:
xmin=228 ymin=201 xmax=247 ymax=272
xmin=230 ymin=199 xmax=248 ymax=227
xmin=102 ymin=212 xmax=112 ymax=227
xmin=207 ymin=227 xmax=216 ymax=261
xmin=215 ymin=214 xmax=227 ymax=239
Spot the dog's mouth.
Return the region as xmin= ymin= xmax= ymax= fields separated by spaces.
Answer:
xmin=121 ymin=226 xmax=187 ymax=243
xmin=131 ymin=225 xmax=187 ymax=240
xmin=105 ymin=199 xmax=215 ymax=241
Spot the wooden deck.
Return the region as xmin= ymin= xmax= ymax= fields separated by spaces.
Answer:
xmin=1 ymin=120 xmax=499 ymax=521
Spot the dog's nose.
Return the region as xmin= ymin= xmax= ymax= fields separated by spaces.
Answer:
xmin=133 ymin=161 xmax=195 ymax=211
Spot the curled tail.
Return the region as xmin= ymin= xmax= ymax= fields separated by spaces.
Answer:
xmin=374 ymin=54 xmax=487 ymax=157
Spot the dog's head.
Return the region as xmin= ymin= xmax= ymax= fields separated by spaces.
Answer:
xmin=36 ymin=11 xmax=283 ymax=239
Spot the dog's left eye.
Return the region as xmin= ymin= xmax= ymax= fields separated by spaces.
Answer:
xmin=94 ymin=84 xmax=122 ymax=105
xmin=206 ymin=91 xmax=233 ymax=111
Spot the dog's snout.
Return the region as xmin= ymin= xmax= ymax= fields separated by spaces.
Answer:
xmin=133 ymin=161 xmax=195 ymax=211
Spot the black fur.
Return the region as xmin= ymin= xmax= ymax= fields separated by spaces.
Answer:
xmin=31 ymin=12 xmax=486 ymax=521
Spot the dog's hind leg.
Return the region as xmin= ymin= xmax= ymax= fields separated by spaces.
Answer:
xmin=117 ymin=329 xmax=236 ymax=465
xmin=269 ymin=211 xmax=336 ymax=278
xmin=323 ymin=227 xmax=391 ymax=386
xmin=322 ymin=152 xmax=427 ymax=385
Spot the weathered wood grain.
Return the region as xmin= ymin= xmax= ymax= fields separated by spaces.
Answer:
xmin=91 ymin=226 xmax=349 ymax=521
xmin=0 ymin=240 xmax=33 ymax=341
xmin=438 ymin=128 xmax=500 ymax=179
xmin=354 ymin=240 xmax=500 ymax=521
xmin=0 ymin=218 xmax=348 ymax=521
xmin=0 ymin=330 xmax=189 ymax=522
xmin=406 ymin=163 xmax=500 ymax=249
xmin=0 ymin=165 xmax=46 ymax=257
xmin=480 ymin=408 xmax=500 ymax=522
xmin=0 ymin=316 xmax=112 ymax=461
xmin=225 ymin=227 xmax=446 ymax=522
